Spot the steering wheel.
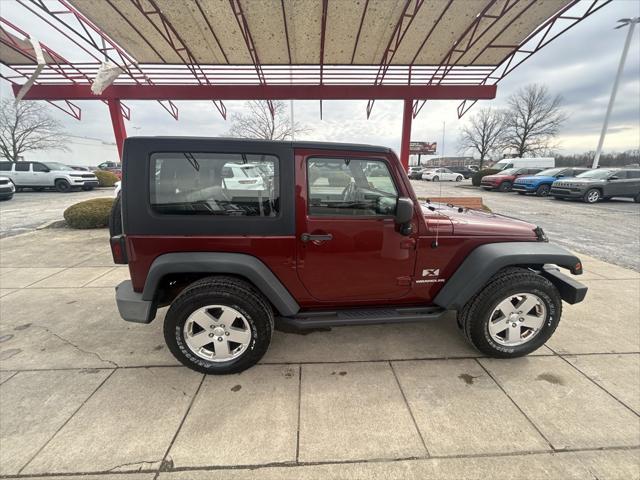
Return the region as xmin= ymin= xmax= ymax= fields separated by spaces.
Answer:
xmin=341 ymin=181 xmax=357 ymax=202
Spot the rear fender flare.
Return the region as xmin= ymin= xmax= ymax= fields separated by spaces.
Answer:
xmin=142 ymin=252 xmax=300 ymax=316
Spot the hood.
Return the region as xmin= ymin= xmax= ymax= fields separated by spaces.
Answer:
xmin=421 ymin=203 xmax=538 ymax=238
xmin=516 ymin=175 xmax=553 ymax=184
xmin=483 ymin=173 xmax=514 ymax=181
xmin=554 ymin=177 xmax=602 ymax=185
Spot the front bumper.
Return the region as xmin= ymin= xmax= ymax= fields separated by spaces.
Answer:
xmin=115 ymin=280 xmax=155 ymax=324
xmin=541 ymin=266 xmax=588 ymax=304
xmin=480 ymin=181 xmax=498 ymax=189
xmin=512 ymin=183 xmax=534 ymax=193
xmin=550 ymin=187 xmax=584 ymax=198
xmin=72 ymin=179 xmax=99 ymax=187
xmin=0 ymin=185 xmax=15 ymax=197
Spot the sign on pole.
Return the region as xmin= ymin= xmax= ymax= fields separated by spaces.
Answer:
xmin=409 ymin=141 xmax=437 ymax=155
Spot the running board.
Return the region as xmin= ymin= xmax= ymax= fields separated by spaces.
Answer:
xmin=276 ymin=306 xmax=447 ymax=329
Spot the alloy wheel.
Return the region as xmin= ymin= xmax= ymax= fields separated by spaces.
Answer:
xmin=487 ymin=293 xmax=547 ymax=347
xmin=184 ymin=305 xmax=252 ymax=362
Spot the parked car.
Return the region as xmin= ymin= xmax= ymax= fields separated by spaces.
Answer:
xmin=550 ymin=168 xmax=640 ymax=203
xmin=493 ymin=157 xmax=555 ymax=171
xmin=0 ymin=176 xmax=15 ymax=200
xmin=97 ymin=161 xmax=123 ymax=180
xmin=0 ymin=161 xmax=99 ymax=192
xmin=421 ymin=167 xmax=463 ymax=182
xmin=481 ymin=167 xmax=543 ymax=192
xmin=443 ymin=166 xmax=474 ymax=179
xmin=512 ymin=167 xmax=590 ymax=197
xmin=222 ymin=163 xmax=266 ymax=190
xmin=111 ymin=137 xmax=587 ymax=374
xmin=407 ymin=165 xmax=424 ymax=179
xmin=468 ymin=165 xmax=480 ymax=172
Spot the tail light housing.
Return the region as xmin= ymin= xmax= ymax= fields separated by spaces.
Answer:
xmin=110 ymin=234 xmax=128 ymax=264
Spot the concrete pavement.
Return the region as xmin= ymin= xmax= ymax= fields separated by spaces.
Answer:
xmin=0 ymin=228 xmax=638 ymax=479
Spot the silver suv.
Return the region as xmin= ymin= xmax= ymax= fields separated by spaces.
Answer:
xmin=0 ymin=161 xmax=99 ymax=192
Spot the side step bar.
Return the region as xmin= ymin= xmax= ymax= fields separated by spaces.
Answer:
xmin=277 ymin=306 xmax=447 ymax=329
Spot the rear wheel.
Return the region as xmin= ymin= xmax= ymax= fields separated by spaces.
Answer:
xmin=432 ymin=176 xmax=439 ymax=182
xmin=164 ymin=276 xmax=273 ymax=374
xmin=55 ymin=179 xmax=71 ymax=193
xmin=535 ymin=184 xmax=551 ymax=197
xmin=635 ymin=192 xmax=640 ymax=203
xmin=457 ymin=267 xmax=561 ymax=358
xmin=498 ymin=181 xmax=512 ymax=192
xmin=584 ymin=188 xmax=601 ymax=203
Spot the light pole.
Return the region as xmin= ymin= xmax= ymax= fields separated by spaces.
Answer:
xmin=592 ymin=17 xmax=639 ymax=169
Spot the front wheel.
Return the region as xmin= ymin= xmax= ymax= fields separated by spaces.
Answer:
xmin=584 ymin=188 xmax=601 ymax=203
xmin=456 ymin=175 xmax=463 ymax=182
xmin=55 ymin=179 xmax=72 ymax=193
xmin=164 ymin=276 xmax=273 ymax=374
xmin=432 ymin=176 xmax=439 ymax=182
xmin=457 ymin=267 xmax=561 ymax=358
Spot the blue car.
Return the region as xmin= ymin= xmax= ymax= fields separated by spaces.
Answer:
xmin=512 ymin=167 xmax=591 ymax=197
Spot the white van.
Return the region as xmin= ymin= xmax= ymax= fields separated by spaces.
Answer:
xmin=493 ymin=157 xmax=555 ymax=171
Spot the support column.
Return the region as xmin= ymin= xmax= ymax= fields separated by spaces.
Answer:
xmin=108 ymin=99 xmax=127 ymax=162
xmin=400 ymin=99 xmax=412 ymax=172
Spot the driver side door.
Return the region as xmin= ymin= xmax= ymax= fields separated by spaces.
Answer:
xmin=296 ymin=155 xmax=417 ymax=302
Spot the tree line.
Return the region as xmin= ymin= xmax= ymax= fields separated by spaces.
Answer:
xmin=459 ymin=83 xmax=575 ymax=169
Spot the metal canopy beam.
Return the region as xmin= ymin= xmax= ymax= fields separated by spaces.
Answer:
xmin=14 ymin=84 xmax=496 ymax=101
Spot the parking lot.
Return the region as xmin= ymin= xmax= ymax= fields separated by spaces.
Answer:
xmin=0 ymin=184 xmax=639 ymax=479
xmin=0 ymin=188 xmax=110 ymax=238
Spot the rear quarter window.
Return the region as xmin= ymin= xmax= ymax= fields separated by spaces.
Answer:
xmin=0 ymin=162 xmax=11 ymax=171
xmin=150 ymin=152 xmax=279 ymax=217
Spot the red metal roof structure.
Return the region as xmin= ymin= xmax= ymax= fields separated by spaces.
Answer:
xmin=0 ymin=0 xmax=611 ymax=166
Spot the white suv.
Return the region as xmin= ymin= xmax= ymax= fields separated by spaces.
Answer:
xmin=0 ymin=161 xmax=99 ymax=192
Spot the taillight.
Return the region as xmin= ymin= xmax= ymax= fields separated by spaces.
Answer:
xmin=110 ymin=235 xmax=128 ymax=264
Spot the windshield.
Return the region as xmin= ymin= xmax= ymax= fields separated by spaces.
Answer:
xmin=499 ymin=168 xmax=519 ymax=175
xmin=494 ymin=160 xmax=512 ymax=170
xmin=43 ymin=162 xmax=73 ymax=171
xmin=536 ymin=168 xmax=564 ymax=176
xmin=576 ymin=169 xmax=615 ymax=179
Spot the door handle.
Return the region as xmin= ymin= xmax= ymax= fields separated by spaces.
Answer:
xmin=301 ymin=233 xmax=333 ymax=243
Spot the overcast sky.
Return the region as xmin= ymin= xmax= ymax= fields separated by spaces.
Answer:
xmin=0 ymin=0 xmax=638 ymax=161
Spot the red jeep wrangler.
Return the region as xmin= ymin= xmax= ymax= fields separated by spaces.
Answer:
xmin=111 ymin=138 xmax=586 ymax=374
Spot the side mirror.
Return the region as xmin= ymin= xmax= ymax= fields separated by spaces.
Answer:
xmin=556 ymin=174 xmax=565 ymax=178
xmin=395 ymin=197 xmax=414 ymax=225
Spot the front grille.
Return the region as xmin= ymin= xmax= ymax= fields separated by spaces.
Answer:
xmin=81 ymin=174 xmax=96 ymax=178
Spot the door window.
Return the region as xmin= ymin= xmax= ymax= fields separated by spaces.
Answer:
xmin=307 ymin=158 xmax=398 ymax=216
xmin=14 ymin=163 xmax=30 ymax=172
xmin=32 ymin=163 xmax=48 ymax=172
xmin=0 ymin=162 xmax=11 ymax=171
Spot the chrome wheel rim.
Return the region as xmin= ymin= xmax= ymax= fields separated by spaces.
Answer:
xmin=183 ymin=305 xmax=252 ymax=362
xmin=488 ymin=293 xmax=547 ymax=347
xmin=587 ymin=190 xmax=599 ymax=202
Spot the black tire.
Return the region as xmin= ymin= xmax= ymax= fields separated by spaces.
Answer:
xmin=432 ymin=176 xmax=439 ymax=182
xmin=55 ymin=179 xmax=72 ymax=193
xmin=634 ymin=193 xmax=640 ymax=203
xmin=108 ymin=194 xmax=122 ymax=237
xmin=0 ymin=195 xmax=12 ymax=201
xmin=164 ymin=276 xmax=273 ymax=374
xmin=497 ymin=181 xmax=512 ymax=192
xmin=583 ymin=188 xmax=601 ymax=203
xmin=457 ymin=267 xmax=562 ymax=358
xmin=535 ymin=184 xmax=551 ymax=197
xmin=82 ymin=185 xmax=94 ymax=191
xmin=516 ymin=191 xmax=527 ymax=195
xmin=456 ymin=175 xmax=463 ymax=182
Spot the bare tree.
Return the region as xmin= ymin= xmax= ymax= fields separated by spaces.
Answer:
xmin=458 ymin=107 xmax=506 ymax=169
xmin=0 ymin=99 xmax=69 ymax=162
xmin=503 ymin=84 xmax=567 ymax=157
xmin=227 ymin=100 xmax=307 ymax=140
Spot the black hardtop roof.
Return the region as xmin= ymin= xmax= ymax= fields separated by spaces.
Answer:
xmin=124 ymin=136 xmax=393 ymax=154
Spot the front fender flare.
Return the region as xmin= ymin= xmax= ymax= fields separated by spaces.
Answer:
xmin=142 ymin=252 xmax=300 ymax=316
xmin=433 ymin=242 xmax=582 ymax=310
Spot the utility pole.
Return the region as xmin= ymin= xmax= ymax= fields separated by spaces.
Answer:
xmin=592 ymin=17 xmax=639 ymax=169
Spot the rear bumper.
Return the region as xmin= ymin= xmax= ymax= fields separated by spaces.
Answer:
xmin=115 ymin=280 xmax=155 ymax=324
xmin=541 ymin=266 xmax=588 ymax=304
